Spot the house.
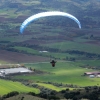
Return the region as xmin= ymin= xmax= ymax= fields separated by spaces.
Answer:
xmin=84 ymin=72 xmax=100 ymax=76
xmin=84 ymin=72 xmax=100 ymax=78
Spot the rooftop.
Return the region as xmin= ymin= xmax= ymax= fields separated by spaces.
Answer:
xmin=0 ymin=67 xmax=33 ymax=75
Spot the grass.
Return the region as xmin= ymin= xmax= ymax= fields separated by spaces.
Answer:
xmin=13 ymin=46 xmax=39 ymax=54
xmin=12 ymin=46 xmax=77 ymax=59
xmin=76 ymin=60 xmax=100 ymax=66
xmin=34 ymin=83 xmax=66 ymax=92
xmin=41 ymin=41 xmax=100 ymax=54
xmin=0 ymin=0 xmax=100 ymax=95
xmin=0 ymin=79 xmax=40 ymax=95
xmin=14 ymin=61 xmax=100 ymax=87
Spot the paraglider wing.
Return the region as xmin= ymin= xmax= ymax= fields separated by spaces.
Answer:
xmin=20 ymin=11 xmax=81 ymax=34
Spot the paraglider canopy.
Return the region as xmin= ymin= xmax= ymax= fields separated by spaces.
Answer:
xmin=20 ymin=11 xmax=81 ymax=34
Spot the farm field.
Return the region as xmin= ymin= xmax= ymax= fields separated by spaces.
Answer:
xmin=0 ymin=0 xmax=100 ymax=99
xmin=13 ymin=61 xmax=100 ymax=87
xmin=12 ymin=46 xmax=77 ymax=59
xmin=0 ymin=50 xmax=49 ymax=63
xmin=0 ymin=79 xmax=40 ymax=95
xmin=34 ymin=82 xmax=67 ymax=92
xmin=41 ymin=41 xmax=100 ymax=54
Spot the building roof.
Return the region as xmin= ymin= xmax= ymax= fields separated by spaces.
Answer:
xmin=0 ymin=67 xmax=33 ymax=75
xmin=84 ymin=72 xmax=100 ymax=75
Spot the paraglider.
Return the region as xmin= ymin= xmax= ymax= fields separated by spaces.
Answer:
xmin=50 ymin=60 xmax=56 ymax=67
xmin=20 ymin=11 xmax=81 ymax=34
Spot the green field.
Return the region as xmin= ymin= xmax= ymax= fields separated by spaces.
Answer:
xmin=34 ymin=83 xmax=66 ymax=92
xmin=12 ymin=46 xmax=77 ymax=59
xmin=0 ymin=79 xmax=40 ymax=95
xmin=0 ymin=0 xmax=100 ymax=97
xmin=13 ymin=61 xmax=100 ymax=87
xmin=41 ymin=41 xmax=100 ymax=54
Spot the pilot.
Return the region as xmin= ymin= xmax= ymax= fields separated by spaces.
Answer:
xmin=50 ymin=60 xmax=56 ymax=67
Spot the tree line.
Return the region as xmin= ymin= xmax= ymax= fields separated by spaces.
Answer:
xmin=1 ymin=86 xmax=100 ymax=100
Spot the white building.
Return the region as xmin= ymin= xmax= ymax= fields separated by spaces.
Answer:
xmin=0 ymin=67 xmax=33 ymax=76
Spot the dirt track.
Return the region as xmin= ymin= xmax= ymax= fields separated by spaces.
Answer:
xmin=0 ymin=50 xmax=49 ymax=63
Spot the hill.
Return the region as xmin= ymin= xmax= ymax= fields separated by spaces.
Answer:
xmin=0 ymin=0 xmax=100 ymax=28
xmin=0 ymin=0 xmax=99 ymax=63
xmin=4 ymin=94 xmax=47 ymax=100
xmin=0 ymin=1 xmax=100 ymax=99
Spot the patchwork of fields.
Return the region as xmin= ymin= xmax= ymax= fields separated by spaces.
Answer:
xmin=0 ymin=0 xmax=100 ymax=97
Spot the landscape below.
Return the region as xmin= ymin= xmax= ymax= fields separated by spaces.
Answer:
xmin=0 ymin=0 xmax=100 ymax=99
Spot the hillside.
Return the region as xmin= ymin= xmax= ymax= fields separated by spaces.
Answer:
xmin=0 ymin=1 xmax=100 ymax=99
xmin=0 ymin=0 xmax=100 ymax=28
xmin=0 ymin=0 xmax=99 ymax=63
xmin=4 ymin=94 xmax=47 ymax=100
